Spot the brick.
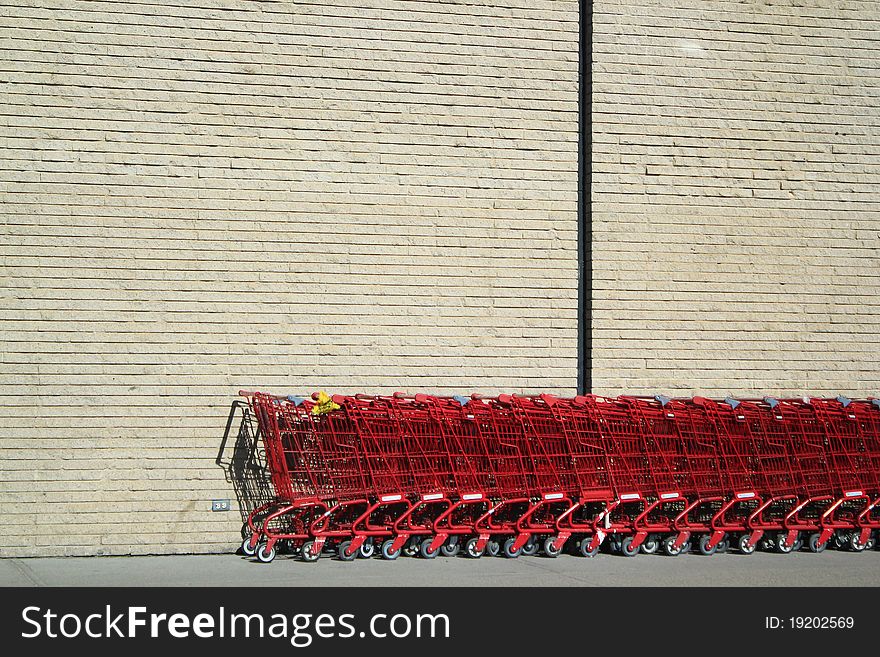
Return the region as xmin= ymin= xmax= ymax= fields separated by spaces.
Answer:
xmin=0 ymin=0 xmax=579 ymax=556
xmin=592 ymin=0 xmax=880 ymax=398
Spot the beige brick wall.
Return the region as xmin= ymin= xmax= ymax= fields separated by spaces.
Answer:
xmin=592 ymin=0 xmax=880 ymax=397
xmin=4 ymin=0 xmax=878 ymax=558
xmin=0 ymin=0 xmax=579 ymax=556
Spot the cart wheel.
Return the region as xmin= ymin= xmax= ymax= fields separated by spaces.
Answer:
xmin=502 ymin=538 xmax=521 ymax=559
xmin=403 ymin=539 xmax=420 ymax=557
xmin=831 ymin=533 xmax=845 ymax=550
xmin=486 ymin=540 xmax=500 ymax=557
xmin=662 ymin=536 xmax=683 ymax=557
xmin=849 ymin=533 xmax=868 ymax=552
xmin=792 ymin=536 xmax=804 ymax=552
xmin=640 ymin=536 xmax=660 ymax=555
xmin=579 ymin=539 xmax=599 ymax=558
xmin=419 ymin=539 xmax=439 ymax=559
xmin=465 ymin=537 xmax=484 ymax=558
xmin=806 ymin=533 xmax=826 ymax=553
xmin=256 ymin=543 xmax=276 ymax=564
xmin=697 ymin=535 xmax=717 ymax=556
xmin=738 ymin=534 xmax=756 ymax=555
xmin=620 ymin=536 xmax=639 ymax=557
xmin=301 ymin=540 xmax=321 ymax=562
xmin=715 ymin=538 xmax=730 ymax=554
xmin=520 ymin=537 xmax=539 ymax=557
xmin=241 ymin=536 xmax=259 ymax=557
xmin=440 ymin=537 xmax=461 ymax=557
xmin=776 ymin=533 xmax=794 ymax=554
xmin=358 ymin=539 xmax=375 ymax=559
xmin=337 ymin=540 xmax=358 ymax=562
xmin=381 ymin=539 xmax=401 ymax=560
xmin=543 ymin=537 xmax=562 ymax=558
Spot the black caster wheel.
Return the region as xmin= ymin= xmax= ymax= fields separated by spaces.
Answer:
xmin=465 ymin=537 xmax=484 ymax=558
xmin=256 ymin=543 xmax=276 ymax=564
xmin=502 ymin=537 xmax=522 ymax=559
xmin=579 ymin=539 xmax=599 ymax=558
xmin=850 ymin=533 xmax=869 ymax=552
xmin=402 ymin=538 xmax=419 ymax=557
xmin=776 ymin=533 xmax=795 ymax=554
xmin=640 ymin=536 xmax=660 ymax=555
xmin=520 ymin=537 xmax=539 ymax=557
xmin=662 ymin=536 xmax=685 ymax=557
xmin=440 ymin=537 xmax=461 ymax=557
xmin=738 ymin=534 xmax=756 ymax=555
xmin=358 ymin=539 xmax=375 ymax=559
xmin=620 ymin=536 xmax=640 ymax=557
xmin=419 ymin=538 xmax=439 ymax=559
xmin=381 ymin=539 xmax=401 ymax=560
xmin=543 ymin=537 xmax=563 ymax=558
xmin=337 ymin=540 xmax=358 ymax=562
xmin=300 ymin=540 xmax=321 ymax=562
xmin=807 ymin=533 xmax=826 ymax=553
xmin=241 ymin=536 xmax=259 ymax=557
xmin=698 ymin=535 xmax=717 ymax=556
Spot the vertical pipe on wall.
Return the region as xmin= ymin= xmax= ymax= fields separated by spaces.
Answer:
xmin=577 ymin=0 xmax=592 ymax=394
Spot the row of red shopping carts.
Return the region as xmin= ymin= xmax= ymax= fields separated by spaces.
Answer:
xmin=236 ymin=391 xmax=880 ymax=563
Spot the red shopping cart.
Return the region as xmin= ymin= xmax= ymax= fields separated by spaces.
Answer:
xmin=235 ymin=389 xmax=880 ymax=563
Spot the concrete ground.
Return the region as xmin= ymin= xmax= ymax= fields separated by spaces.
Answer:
xmin=2 ymin=549 xmax=878 ymax=587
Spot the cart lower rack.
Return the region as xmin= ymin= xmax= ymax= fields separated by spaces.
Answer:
xmin=236 ymin=391 xmax=880 ymax=563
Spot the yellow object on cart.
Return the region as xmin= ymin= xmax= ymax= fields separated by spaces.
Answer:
xmin=311 ymin=391 xmax=341 ymax=415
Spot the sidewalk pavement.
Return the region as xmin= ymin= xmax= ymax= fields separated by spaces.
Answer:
xmin=2 ymin=550 xmax=878 ymax=587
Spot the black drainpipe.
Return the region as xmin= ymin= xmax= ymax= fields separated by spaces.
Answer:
xmin=577 ymin=0 xmax=592 ymax=395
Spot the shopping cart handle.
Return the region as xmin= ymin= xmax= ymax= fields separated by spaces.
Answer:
xmin=724 ymin=397 xmax=741 ymax=409
xmin=237 ymin=390 xmax=288 ymax=399
xmin=414 ymin=393 xmax=430 ymax=403
xmin=287 ymin=395 xmax=306 ymax=406
xmin=654 ymin=394 xmax=671 ymax=407
xmin=453 ymin=395 xmax=470 ymax=406
xmin=763 ymin=397 xmax=779 ymax=409
xmin=872 ymin=399 xmax=880 ymax=410
xmin=836 ymin=395 xmax=852 ymax=407
xmin=497 ymin=394 xmax=513 ymax=405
